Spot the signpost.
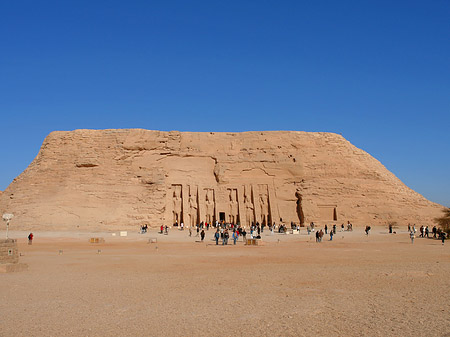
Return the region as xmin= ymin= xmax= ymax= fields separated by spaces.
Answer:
xmin=2 ymin=213 xmax=14 ymax=239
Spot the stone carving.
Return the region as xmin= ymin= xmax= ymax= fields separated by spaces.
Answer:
xmin=204 ymin=188 xmax=215 ymax=224
xmin=227 ymin=188 xmax=239 ymax=224
xmin=188 ymin=186 xmax=198 ymax=227
xmin=244 ymin=186 xmax=255 ymax=226
xmin=258 ymin=185 xmax=270 ymax=225
xmin=0 ymin=129 xmax=443 ymax=229
xmin=172 ymin=185 xmax=183 ymax=225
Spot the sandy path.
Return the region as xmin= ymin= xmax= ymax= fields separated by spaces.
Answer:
xmin=1 ymin=228 xmax=449 ymax=336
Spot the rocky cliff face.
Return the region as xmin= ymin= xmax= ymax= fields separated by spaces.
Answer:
xmin=0 ymin=129 xmax=442 ymax=230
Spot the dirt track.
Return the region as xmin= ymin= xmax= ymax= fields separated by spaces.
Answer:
xmin=1 ymin=228 xmax=449 ymax=336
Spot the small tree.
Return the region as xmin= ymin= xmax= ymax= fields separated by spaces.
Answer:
xmin=435 ymin=208 xmax=450 ymax=235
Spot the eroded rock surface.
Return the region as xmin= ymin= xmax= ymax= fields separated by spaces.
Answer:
xmin=0 ymin=129 xmax=442 ymax=229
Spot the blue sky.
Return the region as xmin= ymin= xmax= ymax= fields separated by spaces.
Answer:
xmin=1 ymin=0 xmax=449 ymax=206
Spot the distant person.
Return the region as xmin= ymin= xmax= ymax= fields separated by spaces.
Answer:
xmin=28 ymin=233 xmax=33 ymax=245
xmin=232 ymin=231 xmax=238 ymax=245
xmin=324 ymin=225 xmax=328 ymax=234
xmin=365 ymin=226 xmax=371 ymax=235
xmin=410 ymin=231 xmax=415 ymax=244
xmin=223 ymin=230 xmax=229 ymax=245
xmin=214 ymin=230 xmax=220 ymax=245
xmin=200 ymin=229 xmax=205 ymax=241
xmin=160 ymin=225 xmax=164 ymax=234
xmin=330 ymin=230 xmax=334 ymax=241
xmin=441 ymin=232 xmax=446 ymax=245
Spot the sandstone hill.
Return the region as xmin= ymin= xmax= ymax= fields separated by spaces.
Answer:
xmin=0 ymin=129 xmax=443 ymax=230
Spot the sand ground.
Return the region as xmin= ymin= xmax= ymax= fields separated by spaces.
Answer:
xmin=0 ymin=227 xmax=449 ymax=337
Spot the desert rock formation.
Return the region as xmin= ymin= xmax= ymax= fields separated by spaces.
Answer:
xmin=0 ymin=129 xmax=443 ymax=229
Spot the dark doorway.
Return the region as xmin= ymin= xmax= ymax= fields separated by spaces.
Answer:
xmin=219 ymin=212 xmax=225 ymax=222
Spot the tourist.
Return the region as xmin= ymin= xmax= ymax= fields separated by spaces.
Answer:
xmin=419 ymin=226 xmax=424 ymax=237
xmin=410 ymin=230 xmax=415 ymax=244
xmin=432 ymin=226 xmax=437 ymax=238
xmin=425 ymin=226 xmax=429 ymax=238
xmin=324 ymin=224 xmax=328 ymax=234
xmin=441 ymin=232 xmax=446 ymax=245
xmin=200 ymin=229 xmax=205 ymax=241
xmin=160 ymin=225 xmax=164 ymax=234
xmin=28 ymin=233 xmax=33 ymax=245
xmin=330 ymin=230 xmax=333 ymax=241
xmin=341 ymin=224 xmax=344 ymax=232
xmin=365 ymin=226 xmax=371 ymax=235
xmin=318 ymin=229 xmax=324 ymax=242
xmin=223 ymin=230 xmax=229 ymax=245
xmin=315 ymin=230 xmax=319 ymax=242
xmin=388 ymin=224 xmax=392 ymax=234
xmin=189 ymin=226 xmax=192 ymax=237
xmin=180 ymin=222 xmax=184 ymax=230
xmin=232 ymin=231 xmax=238 ymax=245
xmin=196 ymin=225 xmax=200 ymax=237
xmin=214 ymin=230 xmax=220 ymax=245
xmin=332 ymin=224 xmax=336 ymax=234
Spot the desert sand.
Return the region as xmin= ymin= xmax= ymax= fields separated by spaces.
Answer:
xmin=0 ymin=227 xmax=449 ymax=337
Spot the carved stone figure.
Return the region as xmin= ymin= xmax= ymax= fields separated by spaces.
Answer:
xmin=204 ymin=189 xmax=214 ymax=224
xmin=259 ymin=191 xmax=269 ymax=225
xmin=228 ymin=189 xmax=239 ymax=224
xmin=172 ymin=185 xmax=182 ymax=225
xmin=188 ymin=187 xmax=198 ymax=227
xmin=244 ymin=186 xmax=254 ymax=226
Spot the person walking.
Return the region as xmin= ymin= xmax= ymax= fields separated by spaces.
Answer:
xmin=200 ymin=229 xmax=205 ymax=241
xmin=410 ymin=231 xmax=415 ymax=244
xmin=28 ymin=233 xmax=33 ymax=245
xmin=324 ymin=224 xmax=328 ymax=234
xmin=330 ymin=230 xmax=334 ymax=241
xmin=214 ymin=230 xmax=220 ymax=245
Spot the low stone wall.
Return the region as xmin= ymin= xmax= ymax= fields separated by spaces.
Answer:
xmin=0 ymin=239 xmax=19 ymax=264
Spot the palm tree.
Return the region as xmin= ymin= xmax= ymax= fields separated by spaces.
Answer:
xmin=435 ymin=208 xmax=450 ymax=234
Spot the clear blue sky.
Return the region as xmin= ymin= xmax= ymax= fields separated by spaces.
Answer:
xmin=0 ymin=0 xmax=449 ymax=207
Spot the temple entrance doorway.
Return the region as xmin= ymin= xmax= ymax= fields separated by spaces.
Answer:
xmin=219 ymin=212 xmax=225 ymax=222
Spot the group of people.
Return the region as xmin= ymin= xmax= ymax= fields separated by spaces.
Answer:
xmin=408 ymin=223 xmax=447 ymax=244
xmin=146 ymin=219 xmax=448 ymax=246
xmin=140 ymin=224 xmax=148 ymax=234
